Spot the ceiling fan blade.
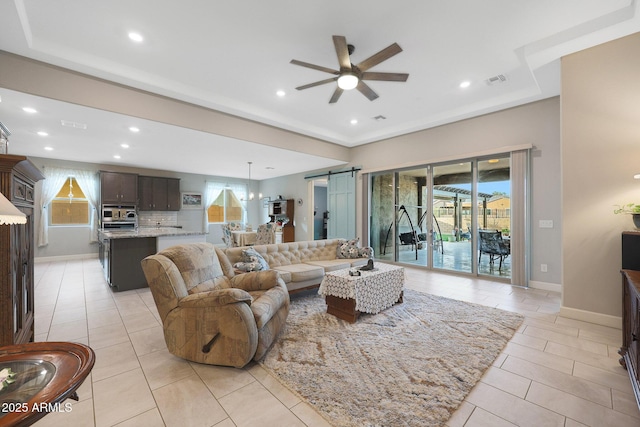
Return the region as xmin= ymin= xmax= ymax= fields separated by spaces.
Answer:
xmin=290 ymin=59 xmax=339 ymax=75
xmin=361 ymin=72 xmax=409 ymax=82
xmin=329 ymin=87 xmax=344 ymax=104
xmin=356 ymin=43 xmax=403 ymax=72
xmin=333 ymin=35 xmax=351 ymax=70
xmin=356 ymin=81 xmax=379 ymax=101
xmin=295 ymin=77 xmax=338 ymax=90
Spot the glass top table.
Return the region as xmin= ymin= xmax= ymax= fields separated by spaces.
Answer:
xmin=0 ymin=341 xmax=95 ymax=426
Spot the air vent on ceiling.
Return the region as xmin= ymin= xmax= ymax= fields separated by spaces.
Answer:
xmin=373 ymin=115 xmax=387 ymax=121
xmin=485 ymin=74 xmax=508 ymax=86
xmin=61 ymin=120 xmax=87 ymax=130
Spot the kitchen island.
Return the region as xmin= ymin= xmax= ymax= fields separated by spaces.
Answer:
xmin=98 ymin=227 xmax=207 ymax=291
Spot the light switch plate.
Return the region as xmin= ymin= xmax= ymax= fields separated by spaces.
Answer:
xmin=539 ymin=220 xmax=553 ymax=228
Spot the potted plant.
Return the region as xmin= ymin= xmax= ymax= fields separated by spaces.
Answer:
xmin=614 ymin=203 xmax=640 ymax=228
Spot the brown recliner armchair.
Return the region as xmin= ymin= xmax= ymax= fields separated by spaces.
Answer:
xmin=141 ymin=243 xmax=289 ymax=368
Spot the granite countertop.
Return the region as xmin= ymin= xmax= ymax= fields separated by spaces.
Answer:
xmin=99 ymin=227 xmax=207 ymax=239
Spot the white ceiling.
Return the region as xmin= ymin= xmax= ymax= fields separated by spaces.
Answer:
xmin=1 ymin=0 xmax=639 ymax=180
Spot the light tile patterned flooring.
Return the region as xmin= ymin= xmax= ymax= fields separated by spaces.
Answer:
xmin=30 ymin=259 xmax=640 ymax=427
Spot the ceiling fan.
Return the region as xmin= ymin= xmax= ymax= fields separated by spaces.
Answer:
xmin=290 ymin=35 xmax=409 ymax=103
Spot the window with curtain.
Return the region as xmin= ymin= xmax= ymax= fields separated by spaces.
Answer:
xmin=207 ymin=189 xmax=244 ymax=223
xmin=204 ymin=182 xmax=247 ymax=224
xmin=39 ymin=167 xmax=99 ymax=247
xmin=50 ymin=177 xmax=89 ymax=225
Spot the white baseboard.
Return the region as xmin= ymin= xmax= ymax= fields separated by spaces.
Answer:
xmin=528 ymin=280 xmax=562 ymax=293
xmin=35 ymin=253 xmax=98 ymax=264
xmin=559 ymin=306 xmax=622 ymax=329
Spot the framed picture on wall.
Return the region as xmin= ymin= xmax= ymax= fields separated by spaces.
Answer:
xmin=181 ymin=192 xmax=202 ymax=209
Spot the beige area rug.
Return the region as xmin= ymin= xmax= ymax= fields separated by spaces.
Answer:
xmin=260 ymin=288 xmax=524 ymax=427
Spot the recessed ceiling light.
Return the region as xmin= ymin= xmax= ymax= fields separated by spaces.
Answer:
xmin=37 ymin=131 xmax=48 ymax=136
xmin=113 ymin=155 xmax=121 ymax=159
xmin=121 ymin=143 xmax=130 ymax=148
xmin=350 ymin=119 xmax=358 ymax=125
xmin=129 ymin=126 xmax=140 ymax=133
xmin=459 ymin=81 xmax=471 ymax=89
xmin=22 ymin=107 xmax=37 ymax=114
xmin=44 ymin=146 xmax=53 ymax=151
xmin=276 ymin=90 xmax=286 ymax=97
xmin=128 ymin=32 xmax=144 ymax=43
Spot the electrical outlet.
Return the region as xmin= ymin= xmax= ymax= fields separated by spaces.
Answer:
xmin=541 ymin=264 xmax=548 ymax=272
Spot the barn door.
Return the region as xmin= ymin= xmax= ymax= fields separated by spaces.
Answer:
xmin=327 ymin=172 xmax=356 ymax=239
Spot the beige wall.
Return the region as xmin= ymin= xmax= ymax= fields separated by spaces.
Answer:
xmin=350 ymin=98 xmax=562 ymax=286
xmin=0 ymin=51 xmax=349 ymax=163
xmin=561 ymin=32 xmax=640 ymax=323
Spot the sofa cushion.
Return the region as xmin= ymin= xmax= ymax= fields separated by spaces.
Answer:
xmin=274 ymin=270 xmax=291 ymax=283
xmin=273 ymin=264 xmax=324 ymax=282
xmin=349 ymin=258 xmax=370 ymax=268
xmin=305 ymin=259 xmax=351 ymax=272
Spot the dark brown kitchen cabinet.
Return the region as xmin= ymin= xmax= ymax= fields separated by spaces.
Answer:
xmin=107 ymin=237 xmax=156 ymax=291
xmin=138 ymin=176 xmax=180 ymax=211
xmin=101 ymin=171 xmax=138 ymax=204
xmin=0 ymin=154 xmax=44 ymax=346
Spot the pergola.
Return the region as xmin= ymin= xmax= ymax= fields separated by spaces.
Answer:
xmin=433 ymin=185 xmax=494 ymax=238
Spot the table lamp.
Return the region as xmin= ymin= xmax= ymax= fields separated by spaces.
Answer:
xmin=0 ymin=191 xmax=26 ymax=225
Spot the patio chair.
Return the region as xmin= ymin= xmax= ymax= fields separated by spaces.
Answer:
xmin=478 ymin=229 xmax=510 ymax=271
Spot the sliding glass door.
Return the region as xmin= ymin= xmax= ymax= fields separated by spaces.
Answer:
xmin=432 ymin=162 xmax=472 ymax=274
xmin=369 ymin=154 xmax=516 ymax=281
xmin=371 ymin=173 xmax=395 ymax=262
xmin=477 ymin=156 xmax=511 ymax=278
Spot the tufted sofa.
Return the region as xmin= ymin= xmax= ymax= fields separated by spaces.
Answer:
xmin=225 ymin=239 xmax=373 ymax=293
xmin=141 ymin=243 xmax=289 ymax=368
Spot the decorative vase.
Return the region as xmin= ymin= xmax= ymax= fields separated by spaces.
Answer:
xmin=633 ymin=214 xmax=640 ymax=229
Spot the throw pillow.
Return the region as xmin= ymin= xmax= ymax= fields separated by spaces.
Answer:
xmin=233 ymin=261 xmax=263 ymax=272
xmin=358 ymin=246 xmax=374 ymax=259
xmin=237 ymin=247 xmax=270 ymax=271
xmin=336 ymin=238 xmax=360 ymax=259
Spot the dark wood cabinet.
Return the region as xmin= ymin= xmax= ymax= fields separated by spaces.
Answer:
xmin=0 ymin=154 xmax=44 ymax=346
xmin=101 ymin=171 xmax=138 ymax=204
xmin=108 ymin=237 xmax=156 ymax=291
xmin=268 ymin=199 xmax=295 ymax=242
xmin=166 ymin=178 xmax=180 ymax=210
xmin=621 ymin=231 xmax=640 ymax=410
xmin=138 ymin=176 xmax=180 ymax=211
xmin=620 ymin=270 xmax=640 ymax=410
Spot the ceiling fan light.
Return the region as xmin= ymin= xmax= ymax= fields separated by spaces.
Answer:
xmin=337 ymin=73 xmax=359 ymax=90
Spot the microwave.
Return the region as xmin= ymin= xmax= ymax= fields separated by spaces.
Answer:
xmin=102 ymin=205 xmax=137 ymax=223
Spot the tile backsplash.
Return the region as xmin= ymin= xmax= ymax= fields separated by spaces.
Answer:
xmin=138 ymin=211 xmax=178 ymax=227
